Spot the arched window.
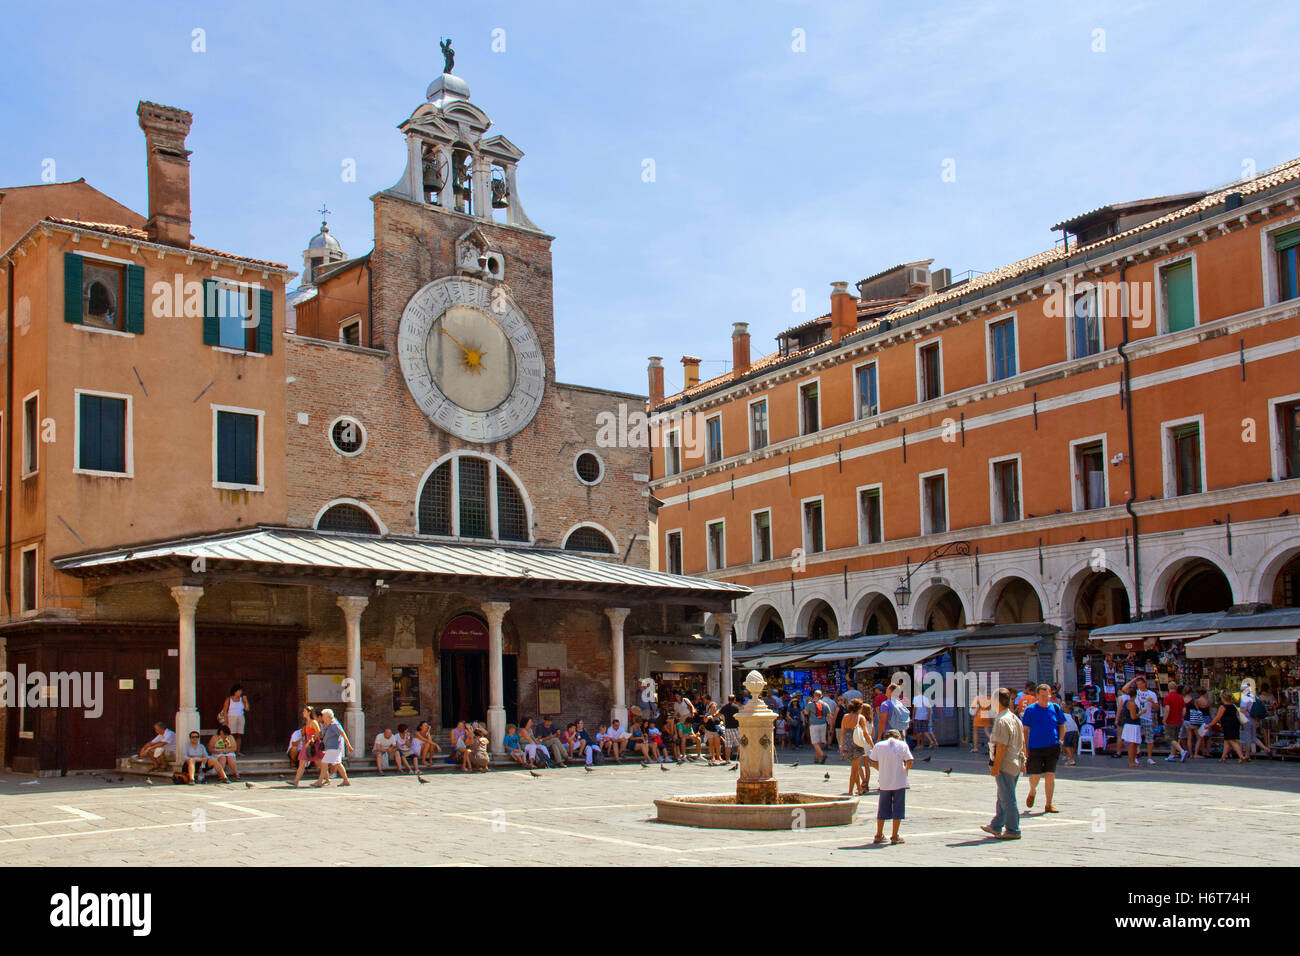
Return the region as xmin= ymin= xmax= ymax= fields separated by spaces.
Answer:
xmin=316 ymin=503 xmax=380 ymax=535
xmin=418 ymin=454 xmax=531 ymax=542
xmin=564 ymin=526 xmax=615 ymax=554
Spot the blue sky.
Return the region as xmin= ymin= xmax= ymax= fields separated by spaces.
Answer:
xmin=3 ymin=1 xmax=1297 ymax=396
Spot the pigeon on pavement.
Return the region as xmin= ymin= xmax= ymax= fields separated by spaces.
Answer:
xmin=823 ymin=772 xmax=831 ymax=781
xmin=659 ymin=765 xmax=671 ymax=772
xmin=790 ymin=762 xmax=800 ymax=768
xmin=729 ymin=763 xmax=739 ymax=772
xmin=417 ymin=775 xmax=430 ymax=784
xmin=529 ymin=771 xmax=542 ymax=778
xmin=943 ymin=768 xmax=953 ymax=775
xmin=584 ymin=766 xmax=594 ymax=773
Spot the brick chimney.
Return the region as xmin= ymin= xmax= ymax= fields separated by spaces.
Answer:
xmin=137 ymin=101 xmax=193 ymax=248
xmin=731 ymin=322 xmax=750 ymax=377
xmin=830 ymin=281 xmax=857 ymax=345
xmin=647 ymin=356 xmax=664 ymax=407
xmin=681 ymin=355 xmax=701 ymax=390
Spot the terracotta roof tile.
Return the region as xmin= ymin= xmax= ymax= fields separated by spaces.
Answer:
xmin=44 ymin=217 xmax=289 ymax=270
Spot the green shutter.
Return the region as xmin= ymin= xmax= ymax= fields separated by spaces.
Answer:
xmin=1164 ymin=261 xmax=1194 ymax=332
xmin=1274 ymin=227 xmax=1300 ymax=252
xmin=78 ymin=394 xmax=99 ymax=469
xmin=125 ymin=263 xmax=145 ymax=334
xmin=63 ymin=253 xmax=83 ymax=324
xmin=202 ymin=279 xmax=219 ymax=345
xmin=256 ymin=287 xmax=273 ymax=354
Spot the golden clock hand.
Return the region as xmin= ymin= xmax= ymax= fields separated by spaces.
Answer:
xmin=440 ymin=327 xmax=470 ymax=355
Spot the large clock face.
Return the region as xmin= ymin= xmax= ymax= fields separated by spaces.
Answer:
xmin=398 ymin=277 xmax=545 ymax=443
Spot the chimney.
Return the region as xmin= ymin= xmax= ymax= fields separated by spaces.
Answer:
xmin=731 ymin=322 xmax=751 ymax=377
xmin=830 ymin=281 xmax=857 ymax=344
xmin=137 ymin=101 xmax=193 ymax=248
xmin=681 ymin=355 xmax=701 ymax=390
xmin=647 ymin=356 xmax=664 ymax=408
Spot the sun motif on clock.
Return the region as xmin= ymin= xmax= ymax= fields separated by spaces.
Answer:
xmin=398 ymin=277 xmax=545 ymax=443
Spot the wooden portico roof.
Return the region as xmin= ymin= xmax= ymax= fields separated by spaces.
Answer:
xmin=52 ymin=526 xmax=749 ymax=611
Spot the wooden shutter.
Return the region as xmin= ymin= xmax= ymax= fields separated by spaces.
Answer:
xmin=78 ymin=394 xmax=99 ymax=470
xmin=202 ymin=279 xmax=220 ymax=345
xmin=63 ymin=253 xmax=83 ymax=324
xmin=102 ymin=397 xmax=126 ymax=473
xmin=256 ymin=287 xmax=273 ymax=354
xmin=216 ymin=412 xmax=236 ymax=483
xmin=125 ymin=264 xmax=145 ymax=334
xmin=235 ymin=414 xmax=258 ymax=484
xmin=1164 ymin=261 xmax=1194 ymax=332
xmin=1274 ymin=227 xmax=1300 ymax=252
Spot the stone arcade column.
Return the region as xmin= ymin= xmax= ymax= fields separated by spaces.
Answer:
xmin=481 ymin=601 xmax=511 ymax=754
xmin=336 ymin=595 xmax=369 ymax=757
xmin=170 ymin=585 xmax=203 ymax=767
xmin=715 ymin=611 xmax=737 ymax=702
xmin=605 ymin=607 xmax=631 ymax=726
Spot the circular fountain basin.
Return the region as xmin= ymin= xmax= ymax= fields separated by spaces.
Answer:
xmin=654 ymin=793 xmax=859 ymax=830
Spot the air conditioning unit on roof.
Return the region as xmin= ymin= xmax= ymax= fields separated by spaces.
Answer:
xmin=907 ymin=266 xmax=932 ymax=292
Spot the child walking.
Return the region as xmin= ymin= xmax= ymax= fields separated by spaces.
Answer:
xmin=868 ymin=729 xmax=914 ymax=845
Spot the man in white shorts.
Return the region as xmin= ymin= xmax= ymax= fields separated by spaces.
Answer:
xmin=139 ymin=722 xmax=175 ymax=771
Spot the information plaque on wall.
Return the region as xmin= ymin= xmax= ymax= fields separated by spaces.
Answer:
xmin=537 ymin=669 xmax=561 ymax=714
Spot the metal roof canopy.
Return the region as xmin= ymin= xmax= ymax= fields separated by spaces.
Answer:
xmin=1185 ymin=629 xmax=1300 ymax=659
xmin=51 ymin=526 xmax=748 ymax=609
xmin=855 ymin=646 xmax=946 ymax=669
xmin=1090 ymin=608 xmax=1300 ymax=641
xmin=746 ymin=652 xmax=814 ymax=670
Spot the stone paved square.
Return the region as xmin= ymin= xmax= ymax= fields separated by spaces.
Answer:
xmin=2 ymin=747 xmax=1296 ymax=866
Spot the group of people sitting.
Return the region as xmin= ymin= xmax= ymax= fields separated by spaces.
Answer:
xmin=138 ymin=721 xmax=242 ymax=783
xmin=370 ymin=722 xmax=443 ymax=774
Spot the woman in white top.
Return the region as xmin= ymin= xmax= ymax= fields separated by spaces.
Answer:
xmin=219 ymin=685 xmax=250 ymax=755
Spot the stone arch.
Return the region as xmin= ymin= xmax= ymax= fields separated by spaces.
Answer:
xmin=849 ymin=590 xmax=900 ymax=636
xmin=1058 ymin=563 xmax=1134 ymax=634
xmin=1057 ymin=560 xmax=1137 ymax=627
xmin=1248 ymin=542 xmax=1300 ymax=606
xmin=977 ymin=569 xmax=1048 ymax=625
xmin=1147 ymin=549 xmax=1239 ymax=615
xmin=907 ymin=581 xmax=970 ymax=632
xmin=743 ymin=604 xmax=787 ymax=644
xmin=794 ymin=596 xmax=839 ymax=641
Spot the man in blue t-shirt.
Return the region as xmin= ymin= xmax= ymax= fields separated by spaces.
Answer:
xmin=1020 ymin=684 xmax=1066 ymax=813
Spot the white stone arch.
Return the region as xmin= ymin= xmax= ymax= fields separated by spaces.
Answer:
xmin=906 ymin=579 xmax=972 ymax=633
xmin=741 ymin=602 xmax=788 ymax=645
xmin=560 ymin=521 xmax=618 ymax=555
xmin=1247 ymin=541 xmax=1300 ymax=605
xmin=1056 ymin=560 xmax=1137 ymax=625
xmin=1146 ymin=547 xmax=1240 ymax=614
xmin=414 ymin=449 xmax=536 ymax=543
xmin=976 ymin=567 xmax=1050 ymax=624
xmin=848 ymin=589 xmax=900 ymax=635
xmin=794 ymin=594 xmax=840 ymax=640
xmin=312 ymin=497 xmax=389 ymax=536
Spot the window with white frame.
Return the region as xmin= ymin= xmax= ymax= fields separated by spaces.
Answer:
xmin=920 ymin=471 xmax=947 ymax=535
xmin=1272 ymin=395 xmax=1300 ymax=480
xmin=1071 ymin=288 xmax=1102 ymax=358
xmin=918 ymin=342 xmax=942 ymax=402
xmin=339 ymin=316 xmax=361 ymax=346
xmin=1159 ymin=259 xmax=1196 ymax=333
xmin=749 ymin=399 xmax=769 ymax=451
xmin=752 ymin=509 xmax=772 ymax=563
xmin=706 ymin=521 xmax=726 ymax=571
xmin=22 ymin=392 xmax=39 ymax=477
xmin=855 ymin=362 xmax=879 ymax=419
xmin=799 ymin=381 xmax=820 ymax=435
xmin=75 ymin=390 xmax=131 ymax=476
xmin=990 ymin=456 xmax=1021 ymax=524
xmin=664 ymin=429 xmax=681 ymax=476
xmin=212 ymin=406 xmax=264 ymax=490
xmin=1163 ymin=419 xmax=1205 ymax=497
xmin=1272 ymin=224 xmax=1300 ymax=303
xmin=665 ymin=530 xmax=683 ymax=575
xmin=858 ymin=486 xmax=883 ymax=545
xmin=802 ymin=498 xmax=825 ymax=554
xmin=705 ymin=414 xmax=723 ymax=464
xmin=1072 ymin=438 xmax=1107 ymax=511
xmin=988 ymin=316 xmax=1017 ymax=381
xmin=20 ymin=544 xmax=38 ymax=613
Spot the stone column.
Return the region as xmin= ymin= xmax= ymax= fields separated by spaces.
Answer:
xmin=605 ymin=607 xmax=631 ymax=726
xmin=715 ymin=611 xmax=737 ymax=702
xmin=170 ymin=585 xmax=203 ymax=767
xmin=481 ymin=601 xmax=510 ymax=753
xmin=438 ymin=146 xmax=454 ymax=210
xmin=472 ymin=153 xmax=491 ymax=220
xmin=336 ymin=595 xmax=369 ymax=757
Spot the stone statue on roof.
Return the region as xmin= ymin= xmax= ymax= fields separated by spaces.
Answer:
xmin=440 ymin=38 xmax=455 ymax=75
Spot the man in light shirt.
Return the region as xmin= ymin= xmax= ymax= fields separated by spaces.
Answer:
xmin=139 ymin=722 xmax=175 ymax=772
xmin=911 ymin=690 xmax=937 ymax=750
xmin=868 ymin=729 xmax=915 ymax=845
xmin=981 ymin=687 xmax=1026 ymax=840
xmin=373 ymin=728 xmax=398 ymax=774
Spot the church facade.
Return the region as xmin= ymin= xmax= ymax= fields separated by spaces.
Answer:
xmin=0 ymin=69 xmax=743 ymax=773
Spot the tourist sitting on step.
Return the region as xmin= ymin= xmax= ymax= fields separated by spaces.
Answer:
xmin=465 ymin=724 xmax=491 ymax=773
xmin=139 ymin=722 xmax=175 ymax=772
xmin=504 ymin=725 xmax=530 ymax=767
xmin=412 ymin=721 xmax=441 ymax=771
xmin=209 ymin=725 xmax=240 ymax=781
xmin=394 ymin=725 xmax=417 ymax=773
xmin=603 ymin=719 xmax=628 ymax=762
xmin=519 ymin=717 xmax=553 ymax=768
xmin=373 ymin=728 xmax=399 ymax=774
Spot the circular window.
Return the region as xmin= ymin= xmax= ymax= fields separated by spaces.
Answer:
xmin=574 ymin=451 xmax=603 ymax=484
xmin=330 ymin=417 xmax=366 ymax=456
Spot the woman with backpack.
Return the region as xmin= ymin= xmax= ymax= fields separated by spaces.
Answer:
xmin=877 ymin=683 xmax=911 ymax=744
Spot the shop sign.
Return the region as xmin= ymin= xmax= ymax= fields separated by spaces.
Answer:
xmin=440 ymin=614 xmax=489 ymax=651
xmin=537 ymin=669 xmax=561 ymax=714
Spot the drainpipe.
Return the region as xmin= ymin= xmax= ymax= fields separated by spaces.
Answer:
xmin=365 ymin=259 xmax=374 ymax=349
xmin=3 ymin=251 xmax=13 ymax=615
xmin=1117 ymin=263 xmax=1142 ymax=618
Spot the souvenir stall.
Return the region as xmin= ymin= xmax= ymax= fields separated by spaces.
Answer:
xmin=1184 ymin=629 xmax=1300 ymax=756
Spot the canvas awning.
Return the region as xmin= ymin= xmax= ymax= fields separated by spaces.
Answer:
xmin=747 ymin=653 xmax=812 ymax=670
xmin=1184 ymin=629 xmax=1300 ymax=659
xmin=855 ymin=646 xmax=945 ymax=669
xmin=805 ymin=650 xmax=870 ymax=663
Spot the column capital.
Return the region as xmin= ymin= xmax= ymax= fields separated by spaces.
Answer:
xmin=170 ymin=585 xmax=204 ymax=614
xmin=604 ymin=606 xmax=632 ymax=630
xmin=713 ymin=610 xmax=737 ymax=629
xmin=481 ymin=601 xmax=511 ymax=629
xmin=336 ymin=594 xmax=369 ymax=625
